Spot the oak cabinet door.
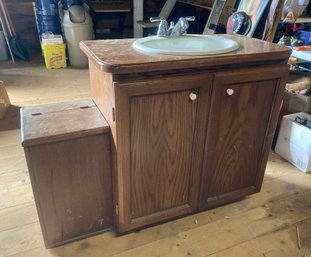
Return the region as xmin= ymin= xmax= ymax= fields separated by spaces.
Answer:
xmin=199 ymin=66 xmax=288 ymax=210
xmin=115 ymin=74 xmax=211 ymax=232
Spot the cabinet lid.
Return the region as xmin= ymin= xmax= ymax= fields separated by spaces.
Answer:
xmin=21 ymin=99 xmax=109 ymax=147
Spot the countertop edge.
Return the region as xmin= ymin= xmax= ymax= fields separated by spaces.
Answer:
xmin=80 ymin=38 xmax=292 ymax=75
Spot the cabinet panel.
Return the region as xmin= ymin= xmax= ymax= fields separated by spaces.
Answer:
xmin=130 ymin=90 xmax=198 ymax=218
xmin=115 ymin=74 xmax=212 ymax=231
xmin=199 ymin=66 xmax=288 ymax=209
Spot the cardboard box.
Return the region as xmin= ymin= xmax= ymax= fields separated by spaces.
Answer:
xmin=0 ymin=81 xmax=10 ymax=119
xmin=203 ymin=0 xmax=237 ymax=34
xmin=275 ymin=112 xmax=311 ymax=172
xmin=283 ymin=90 xmax=311 ymax=114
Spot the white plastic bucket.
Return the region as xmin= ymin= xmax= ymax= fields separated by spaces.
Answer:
xmin=62 ymin=5 xmax=93 ymax=67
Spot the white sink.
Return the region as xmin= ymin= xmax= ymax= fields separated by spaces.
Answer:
xmin=133 ymin=34 xmax=240 ymax=56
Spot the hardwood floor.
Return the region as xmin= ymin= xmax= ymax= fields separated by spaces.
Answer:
xmin=1 ymin=59 xmax=311 ymax=257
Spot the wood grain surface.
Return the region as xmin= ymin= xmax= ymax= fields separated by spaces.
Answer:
xmin=80 ymin=35 xmax=291 ymax=74
xmin=21 ymin=100 xmax=113 ymax=248
xmin=21 ymin=100 xmax=109 ymax=146
xmin=25 ymin=135 xmax=113 ymax=248
xmin=130 ymin=90 xmax=197 ymax=218
xmin=199 ymin=65 xmax=289 ymax=209
xmin=114 ymin=73 xmax=211 ymax=231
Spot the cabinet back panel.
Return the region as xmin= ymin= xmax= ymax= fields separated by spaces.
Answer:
xmin=130 ymin=90 xmax=197 ymax=218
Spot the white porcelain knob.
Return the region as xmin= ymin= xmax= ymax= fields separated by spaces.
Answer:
xmin=226 ymin=88 xmax=234 ymax=96
xmin=189 ymin=92 xmax=198 ymax=101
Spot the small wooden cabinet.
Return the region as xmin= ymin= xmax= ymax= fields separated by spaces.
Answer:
xmin=21 ymin=100 xmax=113 ymax=248
xmin=81 ymin=35 xmax=291 ymax=233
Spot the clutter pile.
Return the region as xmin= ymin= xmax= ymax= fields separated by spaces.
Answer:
xmin=275 ymin=70 xmax=311 ymax=173
xmin=34 ymin=0 xmax=93 ymax=68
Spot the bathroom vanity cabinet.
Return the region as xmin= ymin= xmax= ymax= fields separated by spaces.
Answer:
xmin=80 ymin=35 xmax=291 ymax=232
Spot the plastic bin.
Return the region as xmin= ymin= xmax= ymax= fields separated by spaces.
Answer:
xmin=36 ymin=0 xmax=61 ymax=36
xmin=38 ymin=16 xmax=62 ymax=35
xmin=62 ymin=5 xmax=93 ymax=67
xmin=42 ymin=44 xmax=67 ymax=69
xmin=36 ymin=0 xmax=59 ymax=16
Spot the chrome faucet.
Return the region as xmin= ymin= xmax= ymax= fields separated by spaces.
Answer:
xmin=150 ymin=16 xmax=195 ymax=37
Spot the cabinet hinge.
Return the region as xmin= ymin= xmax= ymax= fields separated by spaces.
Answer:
xmin=112 ymin=108 xmax=116 ymax=122
xmin=115 ymin=204 xmax=119 ymax=216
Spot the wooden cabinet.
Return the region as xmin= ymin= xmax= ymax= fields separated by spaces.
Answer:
xmin=80 ymin=35 xmax=291 ymax=233
xmin=199 ymin=66 xmax=288 ymax=210
xmin=114 ymin=74 xmax=211 ymax=231
xmin=21 ymin=100 xmax=113 ymax=248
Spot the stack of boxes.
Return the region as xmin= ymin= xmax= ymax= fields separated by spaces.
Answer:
xmin=275 ymin=71 xmax=311 ymax=173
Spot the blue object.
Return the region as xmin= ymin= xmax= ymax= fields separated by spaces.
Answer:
xmin=299 ymin=30 xmax=311 ymax=45
xmin=38 ymin=24 xmax=62 ymax=35
xmin=61 ymin=0 xmax=85 ymax=10
xmin=37 ymin=15 xmax=61 ymax=35
xmin=38 ymin=17 xmax=62 ymax=35
xmin=36 ymin=0 xmax=61 ymax=35
xmin=36 ymin=0 xmax=59 ymax=16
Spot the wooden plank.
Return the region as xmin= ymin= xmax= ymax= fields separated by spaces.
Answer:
xmin=0 ymin=169 xmax=30 ymax=191
xmin=206 ymin=218 xmax=311 ymax=257
xmin=158 ymin=0 xmax=177 ymax=19
xmin=0 ymin=183 xmax=34 ymax=209
xmin=5 ymin=0 xmax=39 ymax=47
xmin=133 ymin=0 xmax=143 ymax=37
xmin=0 ymin=202 xmax=38 ymax=232
xmin=0 ymin=222 xmax=45 ymax=257
xmin=0 ymin=130 xmax=22 ymax=148
xmin=0 ymin=154 xmax=27 ymax=175
xmin=7 ymin=186 xmax=311 ymax=257
xmin=266 ymin=0 xmax=286 ymax=42
xmin=87 ymin=191 xmax=311 ymax=257
xmin=0 ymin=144 xmax=24 ymax=160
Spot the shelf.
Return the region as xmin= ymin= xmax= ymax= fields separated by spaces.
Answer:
xmin=177 ymin=0 xmax=213 ymax=10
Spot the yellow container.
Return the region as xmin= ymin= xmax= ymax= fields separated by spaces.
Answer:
xmin=42 ymin=44 xmax=67 ymax=69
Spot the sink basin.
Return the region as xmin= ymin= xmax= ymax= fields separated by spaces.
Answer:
xmin=133 ymin=34 xmax=240 ymax=56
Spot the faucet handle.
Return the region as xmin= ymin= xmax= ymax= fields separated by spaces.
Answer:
xmin=150 ymin=17 xmax=169 ymax=37
xmin=185 ymin=16 xmax=195 ymax=21
xmin=149 ymin=17 xmax=164 ymax=23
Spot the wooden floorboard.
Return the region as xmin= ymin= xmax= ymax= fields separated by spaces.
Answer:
xmin=0 ymin=60 xmax=311 ymax=257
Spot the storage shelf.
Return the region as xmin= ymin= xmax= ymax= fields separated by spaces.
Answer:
xmin=177 ymin=0 xmax=212 ymax=10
